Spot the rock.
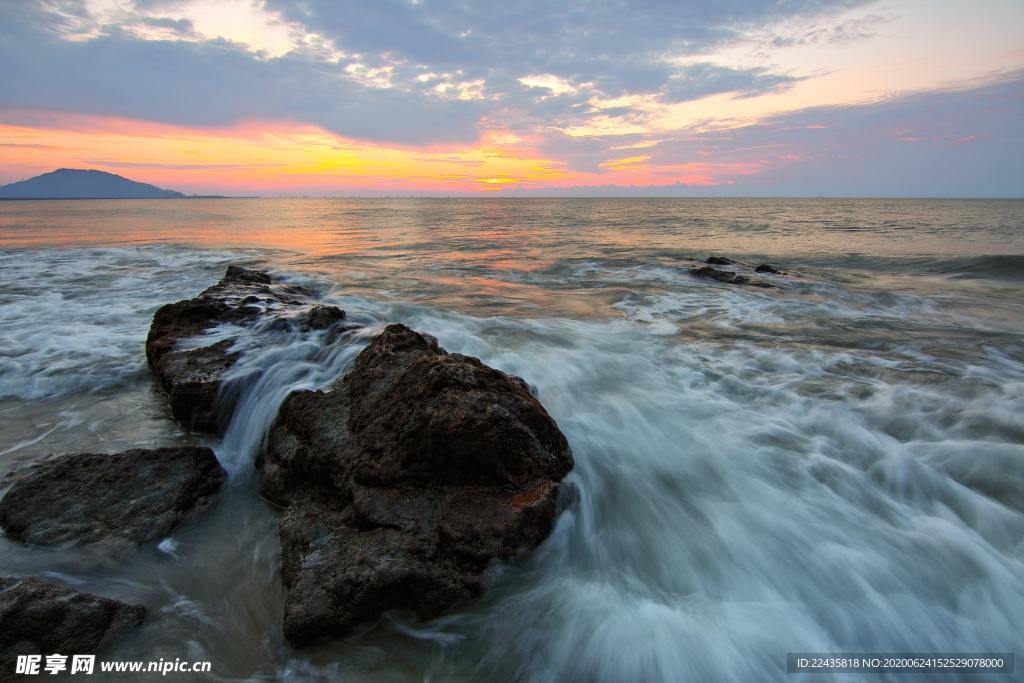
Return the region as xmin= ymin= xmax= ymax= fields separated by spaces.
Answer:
xmin=224 ymin=265 xmax=271 ymax=286
xmin=755 ymin=263 xmax=783 ymax=275
xmin=146 ymin=269 xmax=267 ymax=433
xmin=152 ymin=338 xmax=241 ymax=433
xmin=690 ymin=266 xmax=773 ymax=288
xmin=267 ymin=305 xmax=347 ymax=334
xmin=304 ymin=305 xmax=346 ymax=331
xmin=259 ymin=324 xmax=574 ymax=646
xmin=0 ymin=577 xmax=144 ymax=662
xmin=146 ymin=266 xmax=346 ymax=433
xmin=0 ymin=447 xmax=225 ymax=548
xmin=706 ymin=256 xmax=738 ymax=266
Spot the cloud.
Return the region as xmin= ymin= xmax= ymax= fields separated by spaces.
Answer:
xmin=599 ymin=155 xmax=651 ymax=170
xmin=265 ymin=0 xmax=869 ymax=95
xmin=525 ymin=72 xmax=1024 ymax=196
xmin=0 ymin=142 xmax=65 ymax=149
xmin=0 ymin=0 xmax=871 ymax=147
xmin=660 ymin=63 xmax=804 ymax=103
xmin=767 ymin=11 xmax=888 ymax=49
xmin=136 ymin=16 xmax=198 ymax=38
xmin=82 ymin=159 xmax=285 ymax=169
xmin=0 ymin=3 xmax=485 ymax=145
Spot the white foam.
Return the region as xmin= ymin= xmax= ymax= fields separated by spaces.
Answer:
xmin=0 ymin=246 xmax=269 ymax=400
xmin=376 ymin=297 xmax=1024 ymax=681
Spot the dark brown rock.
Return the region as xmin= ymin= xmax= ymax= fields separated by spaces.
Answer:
xmin=706 ymin=256 xmax=738 ymax=266
xmin=304 ymin=305 xmax=346 ymax=331
xmin=259 ymin=324 xmax=574 ymax=646
xmin=267 ymin=305 xmax=347 ymax=334
xmin=0 ymin=577 xmax=144 ymax=662
xmin=154 ymin=338 xmax=241 ymax=433
xmin=0 ymin=447 xmax=225 ymax=548
xmin=224 ymin=265 xmax=271 ymax=285
xmin=690 ymin=266 xmax=773 ymax=288
xmin=755 ymin=263 xmax=783 ymax=274
xmin=146 ymin=266 xmax=346 ymax=433
xmin=146 ymin=269 xmax=267 ymax=433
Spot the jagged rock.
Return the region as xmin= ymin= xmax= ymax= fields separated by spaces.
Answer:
xmin=0 ymin=447 xmax=225 ymax=548
xmin=690 ymin=266 xmax=773 ymax=288
xmin=146 ymin=266 xmax=346 ymax=433
xmin=706 ymin=256 xmax=738 ymax=266
xmin=259 ymin=324 xmax=574 ymax=646
xmin=0 ymin=577 xmax=144 ymax=662
xmin=755 ymin=263 xmax=783 ymax=274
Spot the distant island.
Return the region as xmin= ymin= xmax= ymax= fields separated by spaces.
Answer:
xmin=0 ymin=168 xmax=189 ymax=199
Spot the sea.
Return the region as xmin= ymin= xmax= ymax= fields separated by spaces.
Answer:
xmin=0 ymin=198 xmax=1022 ymax=682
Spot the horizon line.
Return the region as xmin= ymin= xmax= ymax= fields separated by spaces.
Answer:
xmin=4 ymin=195 xmax=1023 ymax=201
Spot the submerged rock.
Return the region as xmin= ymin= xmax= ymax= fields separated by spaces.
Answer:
xmin=267 ymin=305 xmax=347 ymax=335
xmin=690 ymin=265 xmax=774 ymax=288
xmin=755 ymin=263 xmax=783 ymax=275
xmin=706 ymin=256 xmax=738 ymax=266
xmin=0 ymin=577 xmax=144 ymax=661
xmin=259 ymin=324 xmax=574 ymax=646
xmin=146 ymin=266 xmax=346 ymax=433
xmin=0 ymin=447 xmax=225 ymax=548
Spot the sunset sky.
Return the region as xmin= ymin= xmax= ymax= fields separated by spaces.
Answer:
xmin=1 ymin=0 xmax=1022 ymax=196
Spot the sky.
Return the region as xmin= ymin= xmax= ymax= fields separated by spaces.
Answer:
xmin=0 ymin=0 xmax=1021 ymax=196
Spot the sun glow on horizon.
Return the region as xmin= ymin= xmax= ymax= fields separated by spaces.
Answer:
xmin=0 ymin=108 xmax=783 ymax=194
xmin=0 ymin=111 xmax=580 ymax=194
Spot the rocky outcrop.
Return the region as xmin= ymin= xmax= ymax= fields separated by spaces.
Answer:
xmin=140 ymin=271 xmax=573 ymax=646
xmin=259 ymin=324 xmax=574 ymax=646
xmin=0 ymin=447 xmax=225 ymax=548
xmin=0 ymin=577 xmax=144 ymax=662
xmin=755 ymin=263 xmax=783 ymax=275
xmin=690 ymin=265 xmax=773 ymax=288
xmin=146 ymin=266 xmax=346 ymax=433
xmin=706 ymin=256 xmax=738 ymax=266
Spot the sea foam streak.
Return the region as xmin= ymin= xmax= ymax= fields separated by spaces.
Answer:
xmin=377 ymin=300 xmax=1024 ymax=682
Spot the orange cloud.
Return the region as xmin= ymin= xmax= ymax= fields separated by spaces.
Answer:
xmin=599 ymin=155 xmax=651 ymax=170
xmin=0 ymin=108 xmax=782 ymax=193
xmin=0 ymin=109 xmax=571 ymax=194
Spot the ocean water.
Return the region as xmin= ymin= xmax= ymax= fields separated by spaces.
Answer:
xmin=0 ymin=198 xmax=1022 ymax=682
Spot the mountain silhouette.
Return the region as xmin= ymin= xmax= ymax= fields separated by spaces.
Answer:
xmin=0 ymin=168 xmax=185 ymax=199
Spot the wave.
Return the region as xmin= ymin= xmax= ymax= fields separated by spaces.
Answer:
xmin=369 ymin=304 xmax=1024 ymax=683
xmin=0 ymin=246 xmax=273 ymax=401
xmin=763 ymin=253 xmax=1024 ymax=281
xmin=929 ymin=254 xmax=1024 ymax=281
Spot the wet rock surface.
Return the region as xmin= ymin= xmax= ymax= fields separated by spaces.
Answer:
xmin=706 ymin=256 xmax=739 ymax=266
xmin=303 ymin=305 xmax=346 ymax=331
xmin=0 ymin=447 xmax=225 ymax=548
xmin=755 ymin=263 xmax=784 ymax=274
xmin=146 ymin=266 xmax=346 ymax=433
xmin=259 ymin=323 xmax=575 ymax=646
xmin=0 ymin=577 xmax=145 ymax=662
xmin=690 ymin=265 xmax=774 ymax=288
